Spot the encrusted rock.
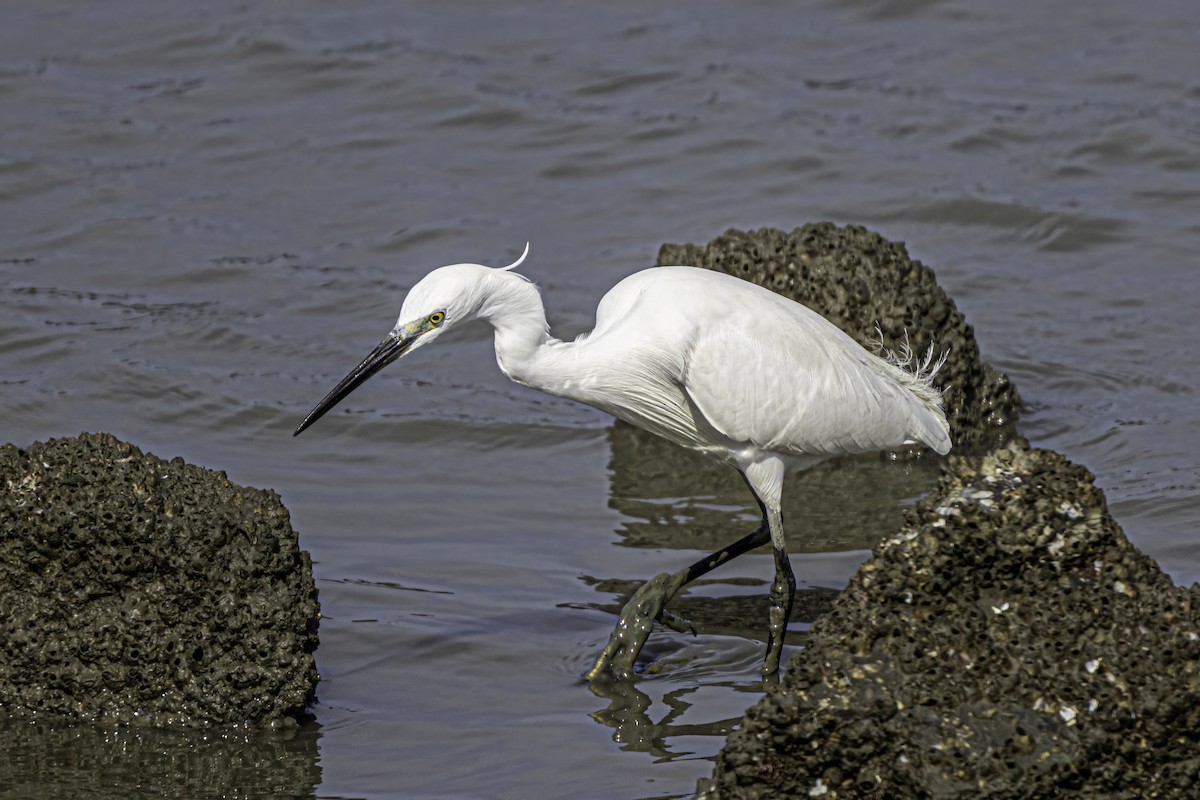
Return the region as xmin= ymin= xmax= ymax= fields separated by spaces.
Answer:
xmin=658 ymin=224 xmax=1019 ymax=452
xmin=701 ymin=440 xmax=1200 ymax=799
xmin=0 ymin=432 xmax=319 ymax=726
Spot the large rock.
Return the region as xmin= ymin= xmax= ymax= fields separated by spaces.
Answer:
xmin=658 ymin=223 xmax=1019 ymax=453
xmin=0 ymin=432 xmax=319 ymax=726
xmin=701 ymin=440 xmax=1200 ymax=799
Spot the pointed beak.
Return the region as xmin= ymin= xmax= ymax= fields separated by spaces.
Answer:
xmin=294 ymin=326 xmax=421 ymax=436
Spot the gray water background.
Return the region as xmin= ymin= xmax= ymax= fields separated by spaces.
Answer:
xmin=2 ymin=1 xmax=1197 ymax=798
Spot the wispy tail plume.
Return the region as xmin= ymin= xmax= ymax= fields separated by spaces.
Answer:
xmin=872 ymin=325 xmax=949 ymax=384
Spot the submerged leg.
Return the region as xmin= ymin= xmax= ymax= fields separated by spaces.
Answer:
xmin=584 ymin=459 xmax=798 ymax=682
xmin=583 ymin=516 xmax=771 ymax=681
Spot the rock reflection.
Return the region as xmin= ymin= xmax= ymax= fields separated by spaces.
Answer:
xmin=0 ymin=716 xmax=321 ymax=800
xmin=580 ymin=577 xmax=841 ymax=649
xmin=603 ymin=418 xmax=940 ymax=575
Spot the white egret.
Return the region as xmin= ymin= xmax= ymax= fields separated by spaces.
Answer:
xmin=295 ymin=244 xmax=951 ymax=680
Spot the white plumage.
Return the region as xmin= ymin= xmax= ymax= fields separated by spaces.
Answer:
xmin=296 ymin=245 xmax=951 ymax=680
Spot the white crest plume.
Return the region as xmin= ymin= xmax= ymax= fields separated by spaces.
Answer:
xmin=499 ymin=242 xmax=530 ymax=272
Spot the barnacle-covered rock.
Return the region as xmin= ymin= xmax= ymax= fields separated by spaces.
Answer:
xmin=0 ymin=432 xmax=319 ymax=726
xmin=702 ymin=440 xmax=1200 ymax=799
xmin=658 ymin=224 xmax=1018 ymax=452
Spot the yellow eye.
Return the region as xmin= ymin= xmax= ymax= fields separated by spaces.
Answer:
xmin=429 ymin=311 xmax=446 ymax=326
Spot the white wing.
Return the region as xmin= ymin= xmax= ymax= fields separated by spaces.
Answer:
xmin=574 ymin=266 xmax=949 ymax=460
xmin=678 ymin=279 xmax=950 ymax=458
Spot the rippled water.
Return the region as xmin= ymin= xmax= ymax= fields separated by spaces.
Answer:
xmin=3 ymin=1 xmax=1197 ymax=797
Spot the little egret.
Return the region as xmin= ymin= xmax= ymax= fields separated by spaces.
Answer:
xmin=295 ymin=244 xmax=951 ymax=680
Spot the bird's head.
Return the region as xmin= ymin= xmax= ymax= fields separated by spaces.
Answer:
xmin=294 ymin=244 xmax=530 ymax=436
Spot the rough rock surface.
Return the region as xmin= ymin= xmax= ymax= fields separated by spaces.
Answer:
xmin=657 ymin=223 xmax=1019 ymax=453
xmin=701 ymin=440 xmax=1200 ymax=799
xmin=0 ymin=432 xmax=319 ymax=726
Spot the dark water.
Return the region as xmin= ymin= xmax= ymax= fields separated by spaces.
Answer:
xmin=3 ymin=1 xmax=1197 ymax=797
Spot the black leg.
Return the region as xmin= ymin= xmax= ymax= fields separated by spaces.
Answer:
xmin=761 ymin=543 xmax=796 ymax=678
xmin=681 ymin=518 xmax=771 ymax=584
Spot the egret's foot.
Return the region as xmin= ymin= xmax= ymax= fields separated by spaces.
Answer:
xmin=657 ymin=608 xmax=697 ymax=636
xmin=584 ymin=569 xmax=691 ymax=681
xmin=760 ymin=555 xmax=796 ymax=679
xmin=760 ymin=620 xmax=784 ymax=679
xmin=760 ymin=588 xmax=787 ymax=677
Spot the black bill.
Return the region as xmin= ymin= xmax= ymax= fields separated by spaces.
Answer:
xmin=294 ymin=329 xmax=417 ymax=436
